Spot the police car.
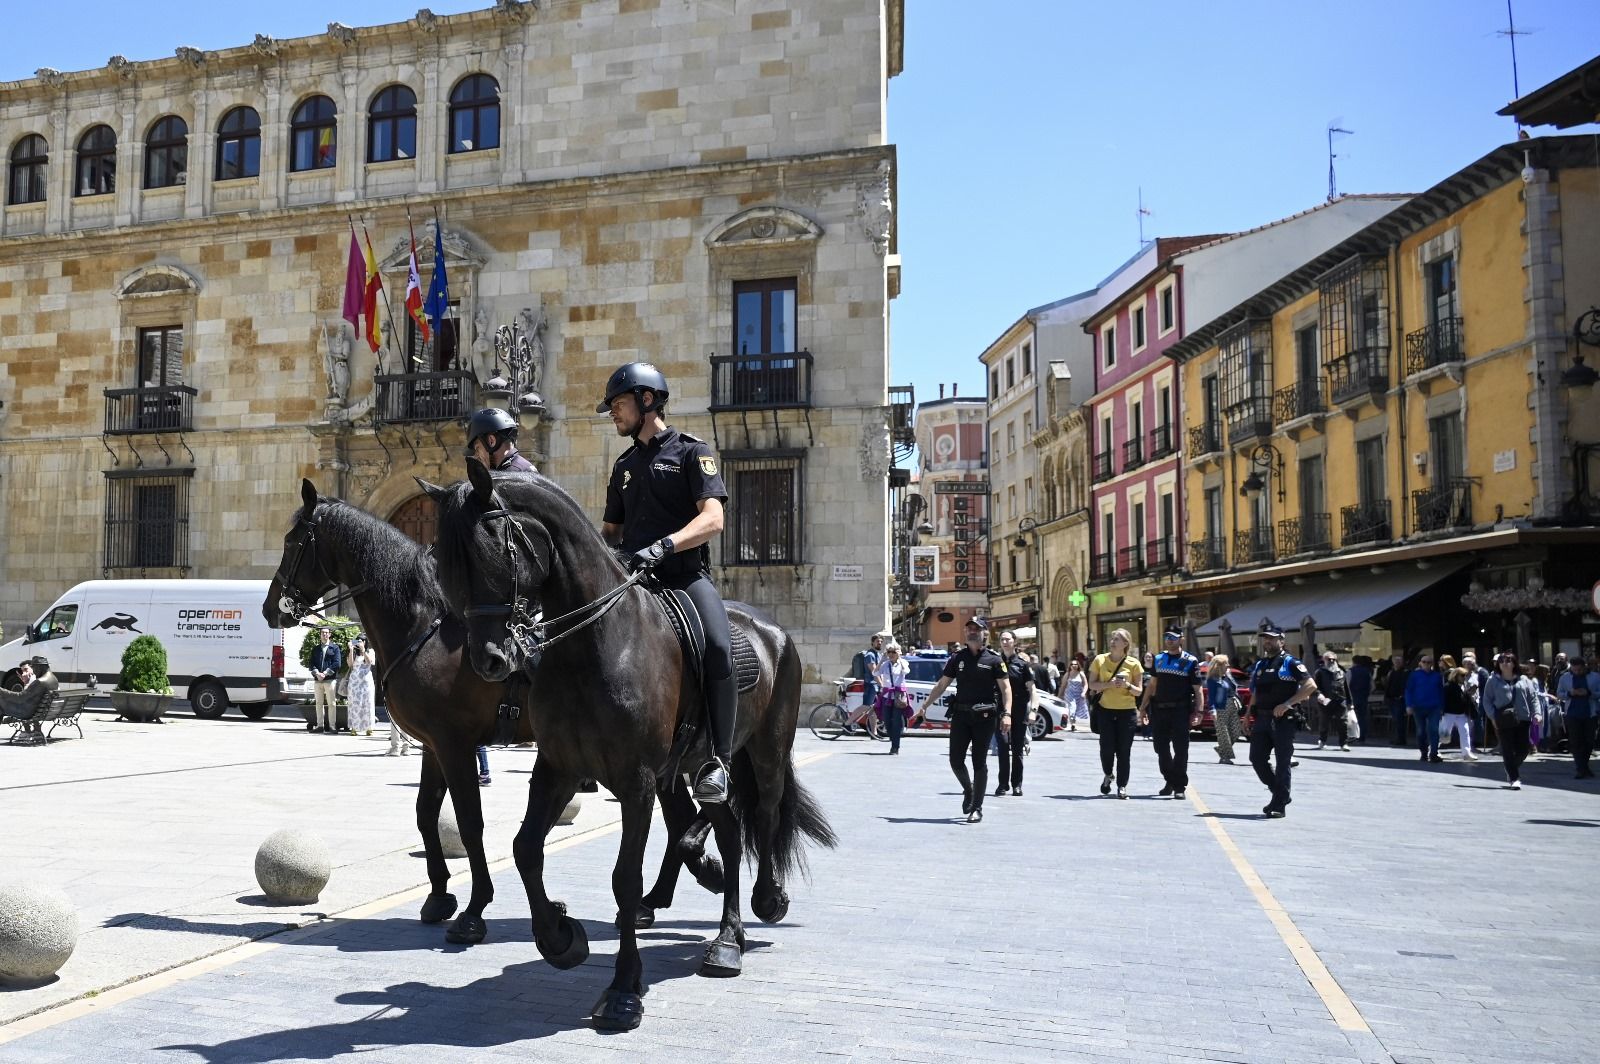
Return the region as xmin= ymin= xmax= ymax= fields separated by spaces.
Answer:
xmin=900 ymin=653 xmax=1066 ymax=740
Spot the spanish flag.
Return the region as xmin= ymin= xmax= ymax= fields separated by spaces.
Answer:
xmin=361 ymin=227 xmax=383 ymax=353
xmin=405 ymin=222 xmax=429 ymax=347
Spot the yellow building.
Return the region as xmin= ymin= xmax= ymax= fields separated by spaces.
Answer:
xmin=1162 ymin=136 xmax=1600 ymax=665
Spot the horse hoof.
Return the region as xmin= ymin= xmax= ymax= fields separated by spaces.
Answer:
xmin=699 ymin=940 xmax=743 ymax=978
xmin=553 ymin=899 xmax=568 ymax=915
xmin=693 ymin=855 xmax=725 ymax=895
xmin=590 ymin=988 xmax=644 ymax=1031
xmin=419 ymin=892 xmax=458 ymax=925
xmin=752 ymin=886 xmax=789 ymax=925
xmin=445 ymin=914 xmax=487 ymax=945
xmin=537 ymin=915 xmax=590 ymax=970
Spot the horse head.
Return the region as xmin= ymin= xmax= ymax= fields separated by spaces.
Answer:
xmin=262 ymin=478 xmax=339 ymax=628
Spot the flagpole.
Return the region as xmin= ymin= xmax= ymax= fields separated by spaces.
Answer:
xmin=363 ymin=223 xmax=406 ymax=376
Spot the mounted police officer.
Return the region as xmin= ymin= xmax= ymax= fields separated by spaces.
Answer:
xmin=597 ymin=362 xmax=735 ymax=804
xmin=465 ymin=407 xmax=535 ymax=473
xmin=1247 ymin=621 xmax=1319 ymax=818
xmin=1138 ymin=626 xmax=1203 ymax=800
xmin=919 ymin=618 xmax=1012 ymax=822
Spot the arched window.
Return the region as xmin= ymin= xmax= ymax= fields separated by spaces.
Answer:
xmin=367 ymin=85 xmax=417 ymax=163
xmin=144 ymin=116 xmax=188 ymax=189
xmin=289 ymin=95 xmax=337 ymax=172
xmin=215 ymin=106 xmax=261 ymax=180
xmin=75 ymin=125 xmax=116 ymax=196
xmin=8 ymin=134 xmax=48 ymax=205
xmin=448 ymin=74 xmax=500 ymax=154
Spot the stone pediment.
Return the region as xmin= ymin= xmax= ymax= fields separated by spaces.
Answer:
xmin=704 ymin=206 xmax=823 ymax=249
xmin=116 ymin=265 xmax=201 ymax=299
xmin=380 ymin=226 xmax=487 ymax=273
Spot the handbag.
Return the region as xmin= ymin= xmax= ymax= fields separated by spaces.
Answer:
xmin=1345 ymin=706 xmax=1360 ymax=739
xmin=1087 ymin=656 xmax=1129 ymax=735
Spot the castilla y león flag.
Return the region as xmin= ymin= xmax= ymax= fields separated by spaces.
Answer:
xmin=405 ymin=223 xmax=430 ymax=345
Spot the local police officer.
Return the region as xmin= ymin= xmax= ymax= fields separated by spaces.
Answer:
xmin=465 ymin=407 xmax=535 ymax=472
xmin=920 ymin=618 xmax=1013 ymax=822
xmin=994 ymin=630 xmax=1035 ymax=798
xmin=598 ymin=362 xmax=735 ymax=803
xmin=1247 ymin=621 xmax=1319 ymax=818
xmin=1138 ymin=626 xmax=1203 ymax=800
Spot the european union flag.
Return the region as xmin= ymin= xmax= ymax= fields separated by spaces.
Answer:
xmin=422 ymin=218 xmax=450 ymax=338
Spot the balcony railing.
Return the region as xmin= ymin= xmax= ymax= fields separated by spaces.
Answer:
xmin=1121 ymin=437 xmax=1145 ymax=470
xmin=1224 ymin=397 xmax=1273 ymax=444
xmin=1327 ymin=348 xmax=1388 ymax=405
xmin=1278 ymin=513 xmax=1333 ymax=556
xmin=1233 ymin=526 xmax=1276 ymax=567
xmin=104 ymin=385 xmax=197 ymax=435
xmin=1090 ymin=551 xmax=1115 ymax=583
xmin=1274 ymin=377 xmax=1326 ymax=422
xmin=1187 ymin=424 xmax=1221 ymax=456
xmin=1405 ymin=317 xmax=1465 ymax=376
xmin=709 ymin=351 xmax=813 ymax=411
xmin=374 ymin=370 xmax=475 ymax=424
xmin=1146 ymin=538 xmax=1177 ymax=572
xmin=1340 ymin=499 xmax=1392 ymax=546
xmin=1117 ymin=544 xmax=1147 ymax=578
xmin=1188 ymin=537 xmax=1225 ymax=572
xmin=1091 ymin=450 xmax=1114 ymax=483
xmin=1149 ymin=423 xmax=1176 ymax=459
xmin=1413 ymin=477 xmax=1473 ymax=533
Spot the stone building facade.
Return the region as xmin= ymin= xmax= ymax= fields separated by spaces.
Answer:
xmin=906 ymin=388 xmax=988 ymax=649
xmin=0 ymin=0 xmax=904 ymax=696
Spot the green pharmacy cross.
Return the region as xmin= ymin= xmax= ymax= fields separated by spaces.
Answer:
xmin=1068 ymin=589 xmax=1087 ymax=609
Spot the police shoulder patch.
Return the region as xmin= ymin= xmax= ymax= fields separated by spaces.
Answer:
xmin=698 ymin=454 xmax=719 ymax=477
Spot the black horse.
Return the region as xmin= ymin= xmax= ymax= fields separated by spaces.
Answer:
xmin=262 ymin=480 xmax=724 ymax=949
xmin=423 ymin=460 xmax=834 ymax=1031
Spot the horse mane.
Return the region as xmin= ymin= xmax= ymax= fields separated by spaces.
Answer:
xmin=315 ymin=498 xmax=450 ymax=619
xmin=434 ymin=472 xmax=608 ymax=584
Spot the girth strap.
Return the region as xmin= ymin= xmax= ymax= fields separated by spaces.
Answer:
xmin=380 ymin=616 xmax=444 ymax=688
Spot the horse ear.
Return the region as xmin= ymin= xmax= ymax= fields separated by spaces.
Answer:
xmin=414 ymin=476 xmax=446 ymax=501
xmin=301 ymin=479 xmax=319 ymax=511
xmin=466 ymin=457 xmax=495 ymax=505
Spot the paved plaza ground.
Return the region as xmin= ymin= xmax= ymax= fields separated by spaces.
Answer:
xmin=3 ymin=706 xmax=1598 ymax=1063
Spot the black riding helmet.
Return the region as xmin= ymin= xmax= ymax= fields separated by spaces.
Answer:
xmin=596 ymin=362 xmax=670 ymax=415
xmin=464 ymin=407 xmax=518 ymax=456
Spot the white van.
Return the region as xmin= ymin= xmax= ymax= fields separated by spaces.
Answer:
xmin=0 ymin=579 xmax=315 ymax=719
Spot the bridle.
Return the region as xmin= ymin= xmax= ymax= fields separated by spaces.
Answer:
xmin=463 ymin=499 xmax=646 ymax=666
xmin=273 ymin=506 xmax=368 ymax=623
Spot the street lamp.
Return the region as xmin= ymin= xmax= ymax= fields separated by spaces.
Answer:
xmin=1239 ymin=443 xmax=1285 ymax=503
xmin=1014 ymin=514 xmax=1045 ymax=641
xmin=1560 ymin=309 xmax=1600 ymax=522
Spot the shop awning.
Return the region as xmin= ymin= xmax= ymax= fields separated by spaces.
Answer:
xmin=1195 ymin=561 xmax=1469 ymax=638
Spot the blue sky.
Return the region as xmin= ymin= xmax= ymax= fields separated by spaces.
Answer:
xmin=6 ymin=2 xmax=1599 ymax=400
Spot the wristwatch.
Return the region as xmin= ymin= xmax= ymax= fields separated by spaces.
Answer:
xmin=660 ymin=536 xmax=675 ymax=554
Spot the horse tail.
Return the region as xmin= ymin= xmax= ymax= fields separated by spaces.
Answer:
xmin=737 ymin=754 xmax=837 ymax=881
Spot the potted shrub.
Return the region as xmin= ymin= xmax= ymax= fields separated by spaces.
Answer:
xmin=111 ymin=634 xmax=174 ymax=723
xmin=298 ymin=618 xmax=355 ymax=731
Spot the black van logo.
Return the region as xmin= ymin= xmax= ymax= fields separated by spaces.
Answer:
xmin=92 ymin=613 xmax=142 ymax=633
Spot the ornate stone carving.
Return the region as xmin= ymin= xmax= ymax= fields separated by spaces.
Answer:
xmin=34 ymin=68 xmax=65 ymax=89
xmin=493 ymin=0 xmax=534 ymax=24
xmin=858 ymin=420 xmax=891 ymax=481
xmin=116 ymin=265 xmax=201 ymax=300
xmin=175 ymin=46 xmax=207 ymax=70
xmin=107 ymin=55 xmax=135 ymax=80
xmin=704 ymin=205 xmax=824 ymax=248
xmin=857 ymin=159 xmax=893 ymax=257
xmin=415 ymin=8 xmax=439 ymax=33
xmin=327 ymin=22 xmax=358 ymax=47
xmin=380 ymin=226 xmax=487 ymax=272
xmin=487 ymin=304 xmax=548 ymax=413
xmin=321 ymin=324 xmax=352 ymax=406
xmin=251 ymin=34 xmax=280 ymax=58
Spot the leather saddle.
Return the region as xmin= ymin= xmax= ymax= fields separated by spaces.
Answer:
xmin=651 ymin=587 xmax=761 ymax=695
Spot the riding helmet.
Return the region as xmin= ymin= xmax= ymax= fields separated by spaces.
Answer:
xmin=596 ymin=362 xmax=670 ymax=414
xmin=465 ymin=407 xmax=518 ymax=452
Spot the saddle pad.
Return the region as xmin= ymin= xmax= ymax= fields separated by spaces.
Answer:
xmin=729 ymin=623 xmax=760 ymax=693
xmin=655 ymin=589 xmax=761 ymax=694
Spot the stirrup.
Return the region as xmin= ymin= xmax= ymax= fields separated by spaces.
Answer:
xmin=693 ymin=758 xmax=730 ymax=804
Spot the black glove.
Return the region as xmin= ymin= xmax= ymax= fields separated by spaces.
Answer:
xmin=628 ymin=537 xmax=672 ymax=574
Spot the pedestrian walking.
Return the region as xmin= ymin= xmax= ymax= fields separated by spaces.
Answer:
xmin=1247 ymin=623 xmax=1318 ymax=819
xmin=476 ymin=745 xmax=491 ymax=786
xmin=1557 ymin=658 xmax=1596 ymax=779
xmin=995 ymin=631 xmax=1035 ymax=797
xmin=919 ymin=617 xmax=1011 ymax=822
xmin=1138 ymin=626 xmax=1203 ymax=799
xmin=1441 ymin=666 xmax=1479 ymax=761
xmin=1313 ymin=651 xmax=1351 ymax=751
xmin=1347 ymin=655 xmax=1374 ymax=745
xmin=1207 ymin=653 xmax=1242 ymax=764
xmin=1062 ymin=659 xmax=1089 ymax=732
xmin=1460 ymin=653 xmax=1489 ymax=748
xmin=1405 ymin=653 xmax=1445 ymax=763
xmin=872 ymin=641 xmax=910 ymax=755
xmin=1485 ymin=652 xmax=1538 ymax=789
xmin=1045 ymin=655 xmax=1061 ymax=696
xmin=1088 ymin=629 xmax=1144 ymax=799
xmin=853 ymin=634 xmax=885 ymax=722
xmin=1382 ymin=652 xmax=1410 ymax=746
xmin=345 ymin=634 xmax=376 ymax=736
xmin=308 ymin=627 xmax=342 ymax=734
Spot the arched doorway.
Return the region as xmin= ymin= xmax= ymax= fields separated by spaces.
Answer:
xmin=388 ymin=494 xmax=438 ymax=546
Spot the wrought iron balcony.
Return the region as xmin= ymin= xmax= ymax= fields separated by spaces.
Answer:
xmin=1187 ymin=424 xmax=1221 ymax=457
xmin=1091 ymin=450 xmax=1114 ymax=483
xmin=1340 ymin=499 xmax=1392 ymax=546
xmin=1090 ymin=551 xmax=1116 ymax=583
xmin=1274 ymin=377 xmax=1326 ymax=422
xmin=1413 ymin=477 xmax=1473 ymax=533
xmin=1121 ymin=437 xmax=1145 ymax=470
xmin=104 ymin=385 xmax=197 ymax=435
xmin=374 ymin=369 xmax=475 ymax=424
xmin=1278 ymin=513 xmax=1333 ymax=556
xmin=1188 ymin=536 xmax=1225 ymax=572
xmin=1149 ymin=423 xmax=1176 ymax=459
xmin=709 ymin=351 xmax=813 ymax=411
xmin=1405 ymin=317 xmax=1464 ymax=376
xmin=1146 ymin=538 xmax=1177 ymax=573
xmin=1233 ymin=526 xmax=1276 ymax=567
xmin=1224 ymin=397 xmax=1273 ymax=444
xmin=1327 ymin=348 xmax=1388 ymax=405
xmin=1117 ymin=544 xmax=1147 ymax=578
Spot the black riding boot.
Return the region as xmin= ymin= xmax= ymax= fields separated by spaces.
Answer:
xmin=693 ymin=673 xmax=737 ymax=803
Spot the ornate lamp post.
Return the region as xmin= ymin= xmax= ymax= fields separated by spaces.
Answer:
xmin=1014 ymin=514 xmax=1045 ymax=639
xmin=1238 ymin=443 xmax=1285 ymax=503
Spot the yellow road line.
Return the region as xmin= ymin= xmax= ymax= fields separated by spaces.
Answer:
xmin=1186 ymin=787 xmax=1371 ymax=1034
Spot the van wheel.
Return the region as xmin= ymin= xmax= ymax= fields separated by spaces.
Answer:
xmin=191 ymin=680 xmax=229 ymax=720
xmin=239 ymin=702 xmax=271 ymax=721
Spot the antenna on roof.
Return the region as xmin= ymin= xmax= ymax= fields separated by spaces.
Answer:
xmin=1137 ymin=187 xmax=1152 ymax=246
xmin=1497 ymin=0 xmax=1535 ymax=135
xmin=1326 ymin=121 xmax=1353 ymax=202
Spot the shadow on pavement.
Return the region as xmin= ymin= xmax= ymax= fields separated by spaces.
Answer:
xmin=1197 ymin=811 xmax=1268 ymax=821
xmin=877 ymin=815 xmax=964 ymax=825
xmin=1525 ymin=818 xmax=1600 ymax=828
xmin=1295 ymin=752 xmax=1600 ymax=795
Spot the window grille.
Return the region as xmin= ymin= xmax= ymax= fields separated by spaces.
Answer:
xmin=722 ymin=453 xmax=802 ymax=566
xmin=104 ymin=469 xmax=192 ymax=572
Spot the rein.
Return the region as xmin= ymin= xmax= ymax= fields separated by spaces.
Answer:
xmin=274 ymin=509 xmax=369 ymax=623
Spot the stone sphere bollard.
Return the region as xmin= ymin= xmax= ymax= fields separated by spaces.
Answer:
xmin=557 ymin=794 xmax=582 ymax=825
xmin=437 ymin=806 xmax=468 ymax=859
xmin=0 ymin=882 xmax=79 ymax=985
xmin=254 ymin=829 xmax=332 ymax=904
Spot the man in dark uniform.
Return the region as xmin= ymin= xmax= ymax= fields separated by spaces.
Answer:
xmin=1139 ymin=626 xmax=1204 ymax=799
xmin=993 ymin=629 xmax=1035 ymax=797
xmin=920 ymin=618 xmax=1013 ymax=822
xmin=1247 ymin=622 xmax=1319 ymax=818
xmin=598 ymin=362 xmax=735 ymax=803
xmin=465 ymin=407 xmax=535 ymax=472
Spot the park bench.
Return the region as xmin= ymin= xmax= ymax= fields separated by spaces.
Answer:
xmin=3 ymin=689 xmax=92 ymax=745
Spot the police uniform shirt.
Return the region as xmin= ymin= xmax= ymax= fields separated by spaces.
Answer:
xmin=603 ymin=427 xmax=728 ymax=578
xmin=941 ymin=646 xmax=1004 ymax=708
xmin=1249 ymin=652 xmax=1312 ymax=715
xmin=1150 ymin=649 xmax=1202 ymax=705
xmin=496 ymin=450 xmax=534 ymax=472
xmin=1001 ymin=653 xmax=1032 ymax=708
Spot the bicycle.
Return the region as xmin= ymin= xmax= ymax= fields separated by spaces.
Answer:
xmin=808 ymin=679 xmax=886 ymax=741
